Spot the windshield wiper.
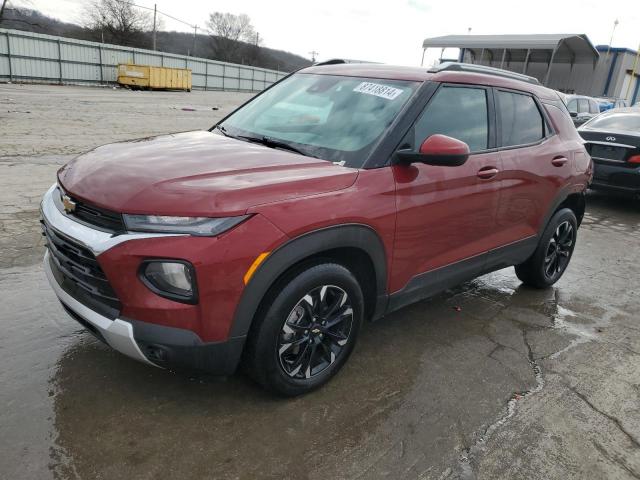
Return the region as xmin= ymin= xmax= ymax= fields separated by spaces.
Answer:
xmin=238 ymin=135 xmax=312 ymax=157
xmin=213 ymin=124 xmax=234 ymax=137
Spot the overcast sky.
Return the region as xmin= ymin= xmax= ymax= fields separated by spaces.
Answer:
xmin=16 ymin=0 xmax=640 ymax=66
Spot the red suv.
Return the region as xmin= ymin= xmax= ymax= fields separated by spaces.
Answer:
xmin=42 ymin=62 xmax=592 ymax=395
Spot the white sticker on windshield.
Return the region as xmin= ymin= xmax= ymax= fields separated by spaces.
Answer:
xmin=353 ymin=82 xmax=404 ymax=100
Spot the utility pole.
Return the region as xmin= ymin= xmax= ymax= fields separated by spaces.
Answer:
xmin=152 ymin=3 xmax=157 ymax=51
xmin=309 ymin=50 xmax=319 ymax=63
xmin=605 ymin=19 xmax=619 ymax=60
xmin=192 ymin=24 xmax=197 ymax=56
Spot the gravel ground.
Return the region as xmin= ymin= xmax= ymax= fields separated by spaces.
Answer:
xmin=1 ymin=83 xmax=639 ymax=480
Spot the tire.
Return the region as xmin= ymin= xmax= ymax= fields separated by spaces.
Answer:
xmin=244 ymin=263 xmax=364 ymax=396
xmin=515 ymin=208 xmax=578 ymax=288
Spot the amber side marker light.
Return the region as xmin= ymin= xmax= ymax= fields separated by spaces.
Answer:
xmin=244 ymin=252 xmax=270 ymax=285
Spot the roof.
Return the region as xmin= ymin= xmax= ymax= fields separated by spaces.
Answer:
xmin=595 ymin=45 xmax=639 ymax=55
xmin=423 ymin=34 xmax=600 ymax=64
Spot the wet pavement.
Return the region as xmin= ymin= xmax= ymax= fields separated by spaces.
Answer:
xmin=1 ymin=85 xmax=640 ymax=479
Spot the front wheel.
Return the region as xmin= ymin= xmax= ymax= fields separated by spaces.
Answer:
xmin=244 ymin=263 xmax=364 ymax=396
xmin=515 ymin=208 xmax=578 ymax=288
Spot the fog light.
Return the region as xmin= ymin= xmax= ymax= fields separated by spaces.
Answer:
xmin=140 ymin=260 xmax=197 ymax=303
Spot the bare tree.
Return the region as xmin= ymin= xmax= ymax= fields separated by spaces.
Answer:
xmin=206 ymin=12 xmax=256 ymax=63
xmin=83 ymin=0 xmax=152 ymax=47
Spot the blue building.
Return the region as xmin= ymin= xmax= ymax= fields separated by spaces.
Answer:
xmin=422 ymin=34 xmax=640 ymax=104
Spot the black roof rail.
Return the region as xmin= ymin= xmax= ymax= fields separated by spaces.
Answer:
xmin=314 ymin=59 xmax=347 ymax=66
xmin=428 ymin=62 xmax=541 ymax=85
xmin=313 ymin=58 xmax=381 ymax=66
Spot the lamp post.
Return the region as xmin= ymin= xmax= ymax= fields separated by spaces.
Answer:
xmin=605 ymin=19 xmax=619 ymax=60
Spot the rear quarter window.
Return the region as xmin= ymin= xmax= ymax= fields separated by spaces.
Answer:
xmin=496 ymin=91 xmax=546 ymax=147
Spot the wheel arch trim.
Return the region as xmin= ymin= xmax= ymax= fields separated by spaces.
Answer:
xmin=229 ymin=223 xmax=388 ymax=338
xmin=540 ymin=184 xmax=586 ymax=234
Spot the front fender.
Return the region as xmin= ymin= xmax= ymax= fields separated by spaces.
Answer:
xmin=229 ymin=223 xmax=388 ymax=338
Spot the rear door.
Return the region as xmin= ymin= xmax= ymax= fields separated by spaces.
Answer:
xmin=391 ymin=84 xmax=502 ymax=290
xmin=494 ymin=89 xmax=570 ymax=247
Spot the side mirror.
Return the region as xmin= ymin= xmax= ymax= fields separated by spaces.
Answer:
xmin=396 ymin=134 xmax=470 ymax=166
xmin=569 ymin=110 xmax=578 ymax=118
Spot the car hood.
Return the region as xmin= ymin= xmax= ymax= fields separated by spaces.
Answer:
xmin=58 ymin=131 xmax=358 ymax=216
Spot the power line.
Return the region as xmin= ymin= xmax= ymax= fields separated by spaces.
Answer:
xmin=122 ymin=0 xmax=197 ymax=29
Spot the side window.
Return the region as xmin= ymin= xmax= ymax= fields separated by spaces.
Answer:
xmin=578 ymin=98 xmax=589 ymax=113
xmin=496 ymin=90 xmax=545 ymax=147
xmin=589 ymin=100 xmax=599 ymax=114
xmin=413 ymin=86 xmax=489 ymax=152
xmin=567 ymin=98 xmax=577 ymax=112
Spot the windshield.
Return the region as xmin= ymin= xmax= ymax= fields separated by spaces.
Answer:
xmin=582 ymin=112 xmax=640 ymax=133
xmin=218 ymin=73 xmax=419 ymax=167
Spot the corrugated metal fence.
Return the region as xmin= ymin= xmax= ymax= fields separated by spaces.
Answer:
xmin=0 ymin=28 xmax=287 ymax=92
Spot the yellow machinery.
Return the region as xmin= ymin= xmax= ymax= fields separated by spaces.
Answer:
xmin=117 ymin=64 xmax=192 ymax=92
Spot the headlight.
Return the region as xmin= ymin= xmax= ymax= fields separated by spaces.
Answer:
xmin=123 ymin=214 xmax=250 ymax=236
xmin=140 ymin=260 xmax=197 ymax=303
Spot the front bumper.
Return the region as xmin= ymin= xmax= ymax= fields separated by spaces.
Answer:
xmin=45 ymin=252 xmax=245 ymax=373
xmin=44 ymin=250 xmax=158 ymax=367
xmin=41 ymin=184 xmax=249 ymax=374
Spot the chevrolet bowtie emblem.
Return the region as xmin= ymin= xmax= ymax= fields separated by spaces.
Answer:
xmin=62 ymin=194 xmax=77 ymax=214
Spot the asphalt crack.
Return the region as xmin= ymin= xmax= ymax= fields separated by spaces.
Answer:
xmin=568 ymin=386 xmax=640 ymax=450
xmin=592 ymin=440 xmax=640 ymax=479
xmin=454 ymin=327 xmax=545 ymax=480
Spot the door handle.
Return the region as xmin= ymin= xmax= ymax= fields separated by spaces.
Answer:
xmin=552 ymin=156 xmax=568 ymax=167
xmin=477 ymin=167 xmax=499 ymax=179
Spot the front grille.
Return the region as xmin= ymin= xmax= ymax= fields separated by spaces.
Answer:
xmin=57 ymin=188 xmax=125 ymax=232
xmin=42 ymin=220 xmax=121 ymax=312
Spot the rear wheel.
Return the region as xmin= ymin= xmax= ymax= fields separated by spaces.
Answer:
xmin=515 ymin=208 xmax=578 ymax=288
xmin=244 ymin=263 xmax=364 ymax=396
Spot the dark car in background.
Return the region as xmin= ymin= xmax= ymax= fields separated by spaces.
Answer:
xmin=565 ymin=94 xmax=601 ymax=127
xmin=578 ymin=109 xmax=640 ymax=196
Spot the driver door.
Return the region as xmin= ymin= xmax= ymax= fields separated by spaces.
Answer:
xmin=390 ymin=84 xmax=502 ymax=294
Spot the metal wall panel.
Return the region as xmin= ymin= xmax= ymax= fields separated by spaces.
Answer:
xmin=135 ymin=53 xmax=162 ymax=66
xmin=192 ymin=74 xmax=205 ymax=87
xmin=0 ymin=28 xmax=287 ymax=90
xmin=208 ymin=63 xmax=225 ymax=77
xmin=62 ymin=63 xmax=100 ymax=82
xmin=12 ymin=57 xmax=59 ymax=79
xmin=187 ymin=60 xmax=207 ymax=75
xmin=0 ymin=32 xmax=8 ymax=54
xmin=162 ymin=56 xmax=186 ymax=69
xmin=11 ymin=35 xmax=58 ymax=59
xmin=61 ymin=43 xmax=99 ymax=63
xmin=0 ymin=57 xmax=9 ymax=79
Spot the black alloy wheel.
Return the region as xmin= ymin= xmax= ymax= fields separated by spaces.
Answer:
xmin=543 ymin=220 xmax=575 ymax=280
xmin=244 ymin=262 xmax=364 ymax=396
xmin=277 ymin=285 xmax=353 ymax=379
xmin=515 ymin=208 xmax=578 ymax=288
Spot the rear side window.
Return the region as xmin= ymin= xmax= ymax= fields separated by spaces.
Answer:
xmin=497 ymin=91 xmax=545 ymax=147
xmin=567 ymin=98 xmax=577 ymax=112
xmin=413 ymin=86 xmax=489 ymax=152
xmin=589 ymin=100 xmax=600 ymax=114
